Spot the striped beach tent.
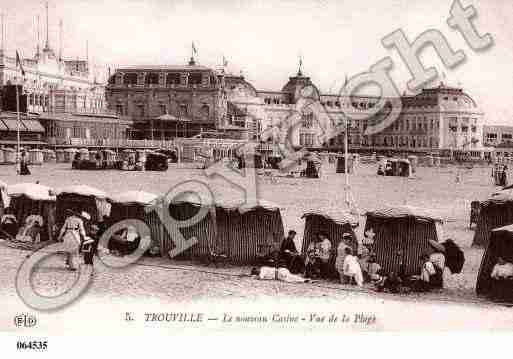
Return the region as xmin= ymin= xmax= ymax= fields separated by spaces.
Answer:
xmin=56 ymin=185 xmax=110 ymax=225
xmin=145 ymin=193 xmax=216 ymax=260
xmin=365 ymin=205 xmax=443 ymax=276
xmin=7 ymin=183 xmax=57 ymax=241
xmin=109 ymin=190 xmax=158 ymax=222
xmin=301 ymin=210 xmax=359 ymax=278
xmin=476 ymin=224 xmax=513 ymax=302
xmin=214 ymin=199 xmax=284 ymax=264
xmin=0 ymin=180 xmax=9 ymax=217
xmin=107 ymin=190 xmax=159 ymax=254
xmin=336 ymin=154 xmax=353 ymax=174
xmin=472 ymin=191 xmax=513 ymax=247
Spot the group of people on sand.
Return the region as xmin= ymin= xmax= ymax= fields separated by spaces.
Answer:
xmin=0 ymin=204 xmax=145 ymax=271
xmin=251 ymin=230 xmax=457 ymax=295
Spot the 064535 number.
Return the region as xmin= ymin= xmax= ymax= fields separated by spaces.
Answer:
xmin=16 ymin=340 xmax=48 ymax=351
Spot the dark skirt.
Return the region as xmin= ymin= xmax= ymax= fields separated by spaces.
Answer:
xmin=19 ymin=162 xmax=31 ymax=175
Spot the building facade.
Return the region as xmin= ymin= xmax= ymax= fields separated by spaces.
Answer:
xmin=106 ymin=58 xmax=222 ymax=140
xmin=106 ymin=59 xmax=485 ymax=154
xmin=483 ymin=125 xmax=513 ymax=147
xmin=0 ymin=6 xmax=128 ymax=147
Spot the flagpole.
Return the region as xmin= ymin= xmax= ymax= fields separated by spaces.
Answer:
xmin=16 ymin=79 xmax=20 ymax=174
xmin=344 ymin=116 xmax=349 ymax=206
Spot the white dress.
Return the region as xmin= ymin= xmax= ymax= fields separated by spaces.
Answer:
xmin=58 ymin=216 xmax=86 ymax=268
xmin=343 ymin=254 xmax=364 ymax=286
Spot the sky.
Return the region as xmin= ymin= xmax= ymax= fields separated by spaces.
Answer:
xmin=1 ymin=0 xmax=512 ymax=124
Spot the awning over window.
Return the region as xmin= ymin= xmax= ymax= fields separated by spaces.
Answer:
xmin=22 ymin=119 xmax=45 ymax=132
xmin=0 ymin=118 xmax=44 ymax=132
xmin=0 ymin=119 xmax=27 ymax=131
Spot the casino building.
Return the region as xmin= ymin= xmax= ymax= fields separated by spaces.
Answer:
xmin=107 ymin=56 xmax=485 ymax=155
xmin=0 ymin=4 xmax=128 ymax=147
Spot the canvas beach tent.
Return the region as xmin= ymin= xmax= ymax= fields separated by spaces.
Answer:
xmin=214 ymin=199 xmax=284 ymax=264
xmin=364 ymin=205 xmax=443 ymax=276
xmin=145 ymin=192 xmax=216 ymax=260
xmin=0 ymin=180 xmax=10 ymax=217
xmin=56 ymin=184 xmax=110 ymax=225
xmin=7 ymin=182 xmax=57 ymax=242
xmin=472 ymin=191 xmax=513 ymax=247
xmin=476 ymin=224 xmax=513 ymax=302
xmin=301 ymin=210 xmax=359 ymax=279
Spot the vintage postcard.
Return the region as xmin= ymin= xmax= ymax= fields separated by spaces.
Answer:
xmin=1 ymin=0 xmax=512 ymax=354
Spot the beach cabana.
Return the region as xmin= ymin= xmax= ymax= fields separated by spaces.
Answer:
xmin=301 ymin=210 xmax=359 ymax=278
xmin=64 ymin=148 xmax=78 ymax=162
xmin=145 ymin=193 xmax=216 ymax=260
xmin=56 ymin=185 xmax=109 ymax=225
xmin=336 ymin=154 xmax=353 ymax=174
xmin=476 ymin=224 xmax=513 ymax=302
xmin=3 ymin=148 xmax=16 ymax=164
xmin=364 ymin=205 xmax=443 ymax=276
xmin=108 ymin=190 xmax=159 ymax=255
xmin=397 ymin=159 xmax=412 ymax=177
xmin=0 ymin=180 xmax=9 ymax=217
xmin=101 ymin=149 xmax=117 ymax=168
xmin=7 ymin=183 xmax=57 ymax=241
xmin=28 ymin=149 xmax=43 ymax=165
xmin=407 ymin=155 xmax=418 ymax=173
xmin=304 ymin=153 xmax=322 ymax=178
xmin=42 ymin=149 xmax=56 ymax=162
xmin=472 ymin=191 xmax=513 ymax=247
xmin=78 ymin=148 xmax=90 ymax=161
xmin=145 ymin=152 xmax=168 ymax=171
xmin=214 ymin=200 xmax=284 ymax=264
xmin=109 ymin=190 xmax=158 ymax=223
xmin=55 ymin=149 xmax=65 ymax=163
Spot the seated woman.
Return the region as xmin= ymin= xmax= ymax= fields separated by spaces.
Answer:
xmin=0 ymin=208 xmax=18 ymax=239
xmin=16 ymin=215 xmax=44 ymax=243
xmin=305 ymin=232 xmax=332 ymax=279
xmin=279 ymin=230 xmax=305 ymax=274
xmin=411 ymin=254 xmax=437 ymax=292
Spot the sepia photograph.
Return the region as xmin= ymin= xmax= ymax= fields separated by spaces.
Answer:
xmin=0 ymin=0 xmax=513 ymax=353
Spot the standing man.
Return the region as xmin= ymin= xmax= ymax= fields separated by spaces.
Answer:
xmin=19 ymin=150 xmax=31 ymax=175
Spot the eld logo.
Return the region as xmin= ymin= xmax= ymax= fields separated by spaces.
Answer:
xmin=14 ymin=314 xmax=37 ymax=328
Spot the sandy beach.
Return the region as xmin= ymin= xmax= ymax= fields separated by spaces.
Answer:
xmin=1 ymin=161 xmax=511 ymax=330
